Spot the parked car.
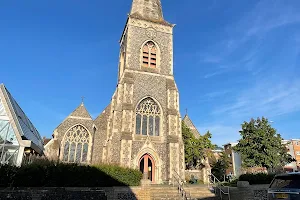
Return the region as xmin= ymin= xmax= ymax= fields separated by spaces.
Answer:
xmin=268 ymin=172 xmax=300 ymax=200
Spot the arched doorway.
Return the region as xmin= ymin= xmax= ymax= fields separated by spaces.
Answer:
xmin=139 ymin=154 xmax=155 ymax=183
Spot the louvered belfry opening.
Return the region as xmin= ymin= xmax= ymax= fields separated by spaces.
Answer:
xmin=142 ymin=41 xmax=157 ymax=68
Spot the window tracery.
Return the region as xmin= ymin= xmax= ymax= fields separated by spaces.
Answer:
xmin=142 ymin=41 xmax=157 ymax=68
xmin=136 ymin=97 xmax=161 ymax=136
xmin=62 ymin=125 xmax=90 ymax=163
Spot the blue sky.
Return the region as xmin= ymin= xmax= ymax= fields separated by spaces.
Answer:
xmin=1 ymin=0 xmax=300 ymax=146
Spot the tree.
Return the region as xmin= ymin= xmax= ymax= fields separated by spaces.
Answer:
xmin=182 ymin=122 xmax=215 ymax=169
xmin=211 ymin=152 xmax=230 ymax=181
xmin=234 ymin=117 xmax=295 ymax=172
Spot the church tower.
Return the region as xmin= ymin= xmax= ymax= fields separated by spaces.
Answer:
xmin=94 ymin=0 xmax=185 ymax=183
xmin=47 ymin=0 xmax=185 ymax=184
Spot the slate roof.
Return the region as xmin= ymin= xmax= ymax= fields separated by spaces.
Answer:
xmin=43 ymin=137 xmax=51 ymax=146
xmin=69 ymin=103 xmax=92 ymax=119
xmin=183 ymin=114 xmax=200 ymax=139
xmin=53 ymin=102 xmax=93 ymax=131
xmin=0 ymin=84 xmax=44 ymax=153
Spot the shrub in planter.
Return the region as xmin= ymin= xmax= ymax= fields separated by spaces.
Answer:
xmin=94 ymin=164 xmax=142 ymax=186
xmin=0 ymin=161 xmax=142 ymax=187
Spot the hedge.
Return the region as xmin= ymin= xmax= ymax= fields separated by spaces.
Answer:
xmin=0 ymin=161 xmax=142 ymax=187
xmin=239 ymin=173 xmax=275 ymax=185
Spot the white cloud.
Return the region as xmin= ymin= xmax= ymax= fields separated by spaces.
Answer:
xmin=194 ymin=0 xmax=300 ymax=145
xmin=204 ymin=90 xmax=230 ymax=98
xmin=244 ymin=0 xmax=300 ymax=37
xmin=212 ymin=79 xmax=300 ymax=118
xmin=200 ymin=0 xmax=300 ymax=76
xmin=203 ymin=70 xmax=227 ymax=79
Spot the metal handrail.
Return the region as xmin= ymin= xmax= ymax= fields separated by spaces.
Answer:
xmin=207 ymin=171 xmax=230 ymax=200
xmin=173 ymin=170 xmax=191 ymax=200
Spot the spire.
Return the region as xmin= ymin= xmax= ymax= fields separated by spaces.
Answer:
xmin=81 ymin=96 xmax=85 ymax=106
xmin=130 ymin=0 xmax=170 ymax=25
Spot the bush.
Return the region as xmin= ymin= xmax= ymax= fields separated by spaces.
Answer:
xmin=0 ymin=165 xmax=18 ymax=187
xmin=239 ymin=173 xmax=275 ymax=185
xmin=95 ymin=164 xmax=143 ymax=186
xmin=0 ymin=161 xmax=142 ymax=187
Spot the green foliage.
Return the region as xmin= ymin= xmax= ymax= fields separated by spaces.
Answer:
xmin=239 ymin=173 xmax=275 ymax=185
xmin=95 ymin=164 xmax=143 ymax=186
xmin=211 ymin=152 xmax=230 ymax=181
xmin=234 ymin=117 xmax=295 ymax=171
xmin=182 ymin=122 xmax=216 ymax=169
xmin=0 ymin=165 xmax=18 ymax=187
xmin=0 ymin=160 xmax=142 ymax=187
xmin=223 ymin=178 xmax=238 ymax=187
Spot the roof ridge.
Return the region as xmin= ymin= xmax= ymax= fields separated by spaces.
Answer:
xmin=183 ymin=113 xmax=201 ymax=138
xmin=69 ymin=102 xmax=93 ymax=119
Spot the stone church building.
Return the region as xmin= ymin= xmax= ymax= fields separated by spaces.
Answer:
xmin=45 ymin=0 xmax=189 ymax=184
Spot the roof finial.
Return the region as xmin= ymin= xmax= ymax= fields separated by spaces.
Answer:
xmin=185 ymin=108 xmax=188 ymax=116
xmin=81 ymin=96 xmax=84 ymax=105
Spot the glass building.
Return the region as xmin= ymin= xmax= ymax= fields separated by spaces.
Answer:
xmin=0 ymin=84 xmax=44 ymax=166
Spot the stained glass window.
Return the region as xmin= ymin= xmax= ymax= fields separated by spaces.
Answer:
xmin=136 ymin=97 xmax=161 ymax=136
xmin=155 ymin=117 xmax=160 ymax=136
xmin=142 ymin=115 xmax=147 ymax=135
xmin=136 ymin=114 xmax=141 ymax=135
xmin=149 ymin=116 xmax=154 ymax=136
xmin=75 ymin=143 xmax=82 ymax=162
xmin=63 ymin=141 xmax=69 ymax=162
xmin=69 ymin=142 xmax=76 ymax=162
xmin=82 ymin=143 xmax=88 ymax=163
xmin=61 ymin=125 xmax=90 ymax=163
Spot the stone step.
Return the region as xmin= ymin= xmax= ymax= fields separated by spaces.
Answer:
xmin=150 ymin=192 xmax=180 ymax=196
xmin=150 ymin=193 xmax=182 ymax=196
xmin=151 ymin=195 xmax=183 ymax=200
xmin=150 ymin=192 xmax=215 ymax=199
xmin=193 ymin=197 xmax=216 ymax=200
xmin=149 ymin=187 xmax=211 ymax=191
xmin=146 ymin=185 xmax=217 ymax=200
xmin=152 ymin=198 xmax=182 ymax=200
xmin=188 ymin=192 xmax=215 ymax=194
xmin=149 ymin=190 xmax=214 ymax=196
xmin=186 ymin=191 xmax=215 ymax=194
xmin=149 ymin=187 xmax=178 ymax=190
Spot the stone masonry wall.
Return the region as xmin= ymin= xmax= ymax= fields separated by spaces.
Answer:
xmin=0 ymin=187 xmax=158 ymax=200
xmin=92 ymin=104 xmax=111 ymax=164
xmin=126 ymin=19 xmax=173 ymax=76
xmin=219 ymin=185 xmax=269 ymax=200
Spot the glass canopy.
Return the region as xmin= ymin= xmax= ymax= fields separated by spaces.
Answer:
xmin=0 ymin=97 xmax=19 ymax=165
xmin=0 ymin=84 xmax=44 ymax=166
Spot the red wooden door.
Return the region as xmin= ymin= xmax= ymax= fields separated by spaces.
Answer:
xmin=139 ymin=154 xmax=155 ymax=182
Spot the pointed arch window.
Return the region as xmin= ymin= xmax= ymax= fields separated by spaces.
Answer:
xmin=61 ymin=125 xmax=90 ymax=163
xmin=142 ymin=41 xmax=157 ymax=68
xmin=136 ymin=97 xmax=161 ymax=136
